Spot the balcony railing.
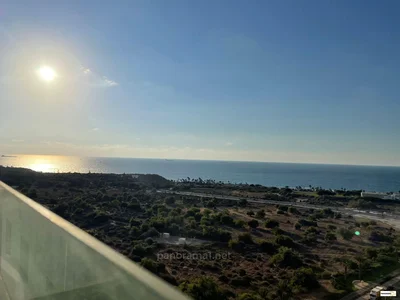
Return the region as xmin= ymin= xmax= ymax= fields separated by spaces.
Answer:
xmin=0 ymin=182 xmax=190 ymax=300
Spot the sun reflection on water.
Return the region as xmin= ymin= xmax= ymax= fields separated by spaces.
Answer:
xmin=0 ymin=155 xmax=87 ymax=173
xmin=29 ymin=163 xmax=58 ymax=173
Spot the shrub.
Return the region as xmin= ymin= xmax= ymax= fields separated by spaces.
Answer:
xmin=129 ymin=226 xmax=140 ymax=237
xmin=322 ymin=208 xmax=335 ymax=217
xmin=325 ymin=232 xmax=337 ymax=241
xmin=179 ymin=276 xmax=227 ymax=300
xmin=202 ymin=226 xmax=231 ymax=242
xmin=320 ymin=270 xmax=332 ymax=279
xmin=334 ymin=212 xmax=342 ymax=219
xmin=248 ymin=219 xmax=259 ymax=229
xmin=278 ymin=205 xmax=289 ymax=212
xmin=229 ymin=239 xmax=245 ymax=252
xmin=131 ymin=244 xmax=147 ymax=257
xmin=236 ymin=293 xmax=263 ymax=300
xmin=328 ymin=225 xmax=337 ymax=230
xmin=338 ymin=228 xmax=353 ymax=240
xmin=269 ymin=247 xmax=303 ymax=268
xmin=221 ymin=215 xmax=234 ymax=226
xmin=246 ymin=211 xmax=255 ymax=216
xmin=305 ymin=227 xmax=319 ymax=235
xmin=165 ymin=196 xmax=175 ymax=205
xmin=145 ymin=237 xmax=154 ymax=245
xmin=259 ymin=240 xmax=278 ymax=254
xmin=234 ymin=219 xmax=246 ymax=228
xmin=361 ymin=221 xmax=369 ymax=228
xmin=301 ymin=233 xmax=318 ymax=245
xmin=238 ymin=233 xmax=253 ymax=244
xmin=140 ymin=227 xmax=160 ymax=238
xmin=377 ymin=254 xmax=397 ymax=264
xmin=288 ymin=207 xmax=298 ymax=214
xmin=294 ymin=222 xmax=301 ymax=230
xmin=290 ymin=267 xmax=320 ymax=291
xmin=264 ymin=219 xmax=280 ymax=228
xmin=140 ymin=258 xmax=160 ymax=273
xmin=272 ymin=228 xmax=284 ymax=235
xmin=275 ymin=235 xmax=296 ymax=248
xmin=239 ymin=199 xmax=248 ymax=207
xmin=365 ymin=247 xmax=378 ymax=259
xmin=255 ymin=209 xmax=266 ymax=219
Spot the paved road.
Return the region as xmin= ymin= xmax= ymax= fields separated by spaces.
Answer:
xmin=158 ymin=190 xmax=400 ymax=229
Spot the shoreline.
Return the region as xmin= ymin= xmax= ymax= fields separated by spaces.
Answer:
xmin=0 ymin=164 xmax=399 ymax=193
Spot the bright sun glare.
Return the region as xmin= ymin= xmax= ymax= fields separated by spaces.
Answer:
xmin=37 ymin=66 xmax=57 ymax=82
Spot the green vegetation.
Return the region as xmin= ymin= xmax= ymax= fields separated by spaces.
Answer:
xmin=179 ymin=277 xmax=227 ymax=300
xmin=2 ymin=166 xmax=399 ymax=300
xmin=264 ymin=219 xmax=280 ymax=228
xmin=270 ymin=247 xmax=303 ymax=268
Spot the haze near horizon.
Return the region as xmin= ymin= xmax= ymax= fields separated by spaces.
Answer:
xmin=1 ymin=0 xmax=399 ymax=166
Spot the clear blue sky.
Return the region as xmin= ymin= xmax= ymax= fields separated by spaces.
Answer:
xmin=0 ymin=0 xmax=399 ymax=165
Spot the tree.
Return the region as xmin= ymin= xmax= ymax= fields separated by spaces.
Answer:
xmin=248 ymin=219 xmax=259 ymax=229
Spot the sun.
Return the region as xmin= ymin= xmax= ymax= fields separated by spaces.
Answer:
xmin=37 ymin=66 xmax=57 ymax=82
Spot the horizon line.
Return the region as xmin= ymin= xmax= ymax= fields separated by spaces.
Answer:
xmin=2 ymin=153 xmax=400 ymax=168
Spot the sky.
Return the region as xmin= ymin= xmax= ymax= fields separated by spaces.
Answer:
xmin=0 ymin=0 xmax=399 ymax=166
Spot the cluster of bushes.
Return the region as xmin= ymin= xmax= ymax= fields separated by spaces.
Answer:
xmin=264 ymin=219 xmax=280 ymax=228
xmin=179 ymin=277 xmax=228 ymax=300
xmin=269 ymin=247 xmax=303 ymax=268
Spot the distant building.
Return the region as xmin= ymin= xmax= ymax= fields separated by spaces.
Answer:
xmin=296 ymin=198 xmax=308 ymax=203
xmin=361 ymin=192 xmax=400 ymax=200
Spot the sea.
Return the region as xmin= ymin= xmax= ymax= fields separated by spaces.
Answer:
xmin=1 ymin=155 xmax=400 ymax=192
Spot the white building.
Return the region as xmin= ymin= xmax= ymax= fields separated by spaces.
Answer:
xmin=361 ymin=192 xmax=400 ymax=200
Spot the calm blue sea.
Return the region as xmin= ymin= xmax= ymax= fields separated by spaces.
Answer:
xmin=1 ymin=155 xmax=400 ymax=192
